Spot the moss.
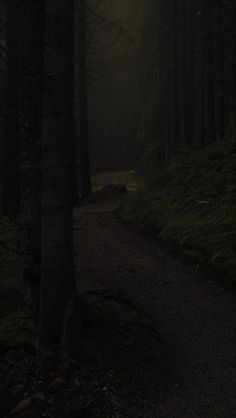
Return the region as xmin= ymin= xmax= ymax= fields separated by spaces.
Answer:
xmin=119 ymin=140 xmax=236 ymax=281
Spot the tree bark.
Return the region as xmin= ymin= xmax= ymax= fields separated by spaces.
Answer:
xmin=185 ymin=0 xmax=195 ymax=145
xmin=171 ymin=0 xmax=180 ymax=150
xmin=0 ymin=0 xmax=6 ymax=215
xmin=19 ymin=0 xmax=44 ymax=324
xmin=205 ymin=3 xmax=216 ymax=144
xmin=3 ymin=0 xmax=20 ymax=217
xmin=76 ymin=0 xmax=91 ymax=198
xmin=38 ymin=0 xmax=78 ymax=360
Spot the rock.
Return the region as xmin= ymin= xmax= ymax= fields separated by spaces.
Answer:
xmin=101 ymin=184 xmax=127 ymax=196
xmin=49 ymin=377 xmax=66 ymax=392
xmin=9 ymin=397 xmax=31 ymax=415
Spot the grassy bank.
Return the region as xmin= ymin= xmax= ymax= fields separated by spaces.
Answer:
xmin=119 ymin=141 xmax=236 ymax=281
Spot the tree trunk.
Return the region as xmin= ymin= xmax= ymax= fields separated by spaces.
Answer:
xmin=0 ymin=0 xmax=6 ymax=215
xmin=205 ymin=3 xmax=216 ymax=144
xmin=179 ymin=0 xmax=187 ymax=146
xmin=38 ymin=0 xmax=78 ymax=360
xmin=19 ymin=0 xmax=44 ymax=324
xmin=171 ymin=0 xmax=180 ymax=151
xmin=3 ymin=0 xmax=20 ymax=217
xmin=185 ymin=0 xmax=195 ymax=145
xmin=201 ymin=42 xmax=206 ymax=148
xmin=217 ymin=0 xmax=225 ymax=141
xmin=76 ymin=0 xmax=91 ymax=198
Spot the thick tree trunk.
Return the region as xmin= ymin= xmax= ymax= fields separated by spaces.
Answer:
xmin=38 ymin=0 xmax=78 ymax=360
xmin=20 ymin=0 xmax=44 ymax=324
xmin=3 ymin=0 xmax=20 ymax=217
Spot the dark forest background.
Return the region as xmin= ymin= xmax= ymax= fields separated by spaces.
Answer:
xmin=0 ymin=0 xmax=235 ymax=417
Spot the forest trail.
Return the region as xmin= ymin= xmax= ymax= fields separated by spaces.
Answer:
xmin=74 ymin=194 xmax=235 ymax=418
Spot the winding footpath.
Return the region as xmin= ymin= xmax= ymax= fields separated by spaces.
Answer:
xmin=74 ymin=195 xmax=235 ymax=418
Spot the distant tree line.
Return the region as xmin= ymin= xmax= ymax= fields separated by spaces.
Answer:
xmin=142 ymin=0 xmax=235 ymax=164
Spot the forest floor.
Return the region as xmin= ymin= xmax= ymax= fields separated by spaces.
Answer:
xmin=74 ymin=192 xmax=235 ymax=418
xmin=0 ymin=186 xmax=235 ymax=417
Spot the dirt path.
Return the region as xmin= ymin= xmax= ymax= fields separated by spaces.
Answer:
xmin=74 ymin=195 xmax=235 ymax=418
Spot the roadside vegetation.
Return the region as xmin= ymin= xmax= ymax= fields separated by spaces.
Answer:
xmin=119 ymin=140 xmax=236 ymax=281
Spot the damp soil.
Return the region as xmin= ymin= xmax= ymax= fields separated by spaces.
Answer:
xmin=0 ymin=193 xmax=235 ymax=418
xmin=74 ymin=194 xmax=235 ymax=417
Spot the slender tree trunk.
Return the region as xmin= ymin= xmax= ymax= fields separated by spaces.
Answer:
xmin=179 ymin=0 xmax=187 ymax=146
xmin=165 ymin=68 xmax=171 ymax=162
xmin=197 ymin=1 xmax=207 ymax=149
xmin=164 ymin=0 xmax=171 ymax=162
xmin=201 ymin=43 xmax=206 ymax=148
xmin=76 ymin=0 xmax=91 ymax=198
xmin=218 ymin=0 xmax=225 ymax=141
xmin=185 ymin=0 xmax=195 ymax=145
xmin=171 ymin=0 xmax=180 ymax=150
xmin=205 ymin=3 xmax=216 ymax=144
xmin=3 ymin=0 xmax=20 ymax=217
xmin=38 ymin=0 xmax=78 ymax=360
xmin=0 ymin=0 xmax=6 ymax=215
xmin=20 ymin=0 xmax=44 ymax=324
xmin=230 ymin=0 xmax=236 ymax=139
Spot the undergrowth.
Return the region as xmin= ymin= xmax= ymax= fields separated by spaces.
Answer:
xmin=119 ymin=140 xmax=236 ymax=281
xmin=0 ymin=218 xmax=31 ymax=353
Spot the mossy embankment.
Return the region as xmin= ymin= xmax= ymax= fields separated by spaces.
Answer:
xmin=119 ymin=140 xmax=236 ymax=281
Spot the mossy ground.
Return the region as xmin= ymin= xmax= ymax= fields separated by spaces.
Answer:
xmin=119 ymin=141 xmax=236 ymax=281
